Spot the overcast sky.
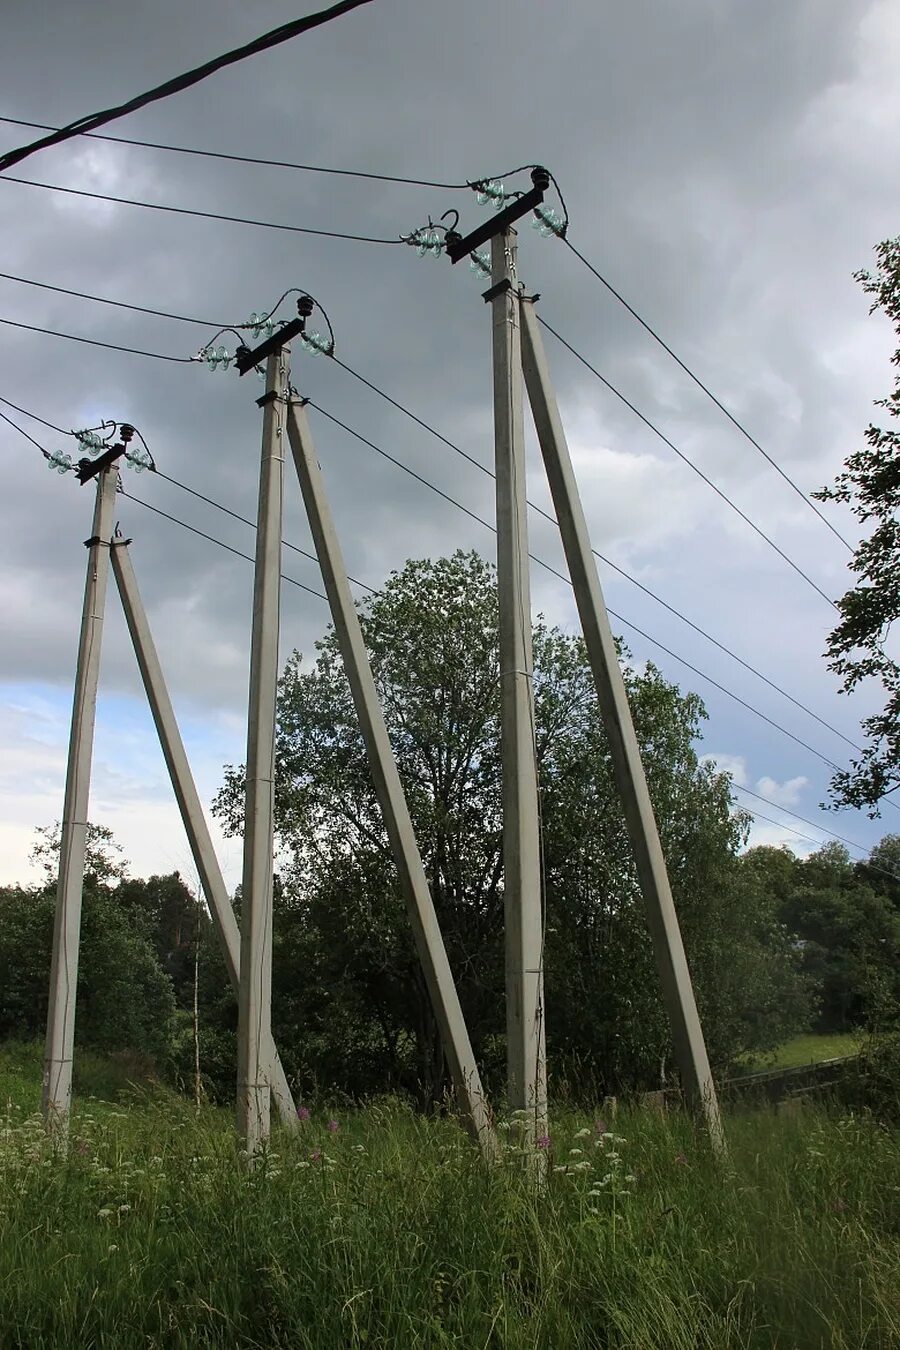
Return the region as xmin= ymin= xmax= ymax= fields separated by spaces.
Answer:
xmin=1 ymin=0 xmax=898 ymax=890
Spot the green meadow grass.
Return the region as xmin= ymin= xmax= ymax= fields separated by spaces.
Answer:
xmin=739 ymin=1032 xmax=864 ymax=1073
xmin=0 ymin=1042 xmax=898 ymax=1348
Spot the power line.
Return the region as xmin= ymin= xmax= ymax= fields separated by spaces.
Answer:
xmin=537 ymin=315 xmax=838 ymax=610
xmin=0 ymin=116 xmax=469 ymax=190
xmin=0 ymin=315 xmax=190 ymax=363
xmin=0 ymin=393 xmax=67 ymax=435
xmin=0 ymin=0 xmax=375 ymax=173
xmin=0 ymin=274 xmax=849 ymax=741
xmin=0 ymin=407 xmax=51 ymax=459
xmin=150 ymin=466 xmax=377 ymax=595
xmin=732 ymin=783 xmax=880 ymax=861
xmin=331 ymin=355 xmax=861 ymax=753
xmin=0 ymin=270 xmax=226 ymax=330
xmin=1 ymin=175 xmax=405 ymax=245
xmin=305 ymin=402 xmax=848 ymax=775
xmin=0 ymin=343 xmax=862 ymax=767
xmin=120 ymin=492 xmax=328 ymax=603
xmin=561 ymin=237 xmax=855 ymax=552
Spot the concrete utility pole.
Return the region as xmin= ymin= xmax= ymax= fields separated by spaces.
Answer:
xmin=236 ymin=345 xmax=289 ymax=1155
xmin=285 ymin=399 xmax=497 ymax=1159
xmin=110 ymin=538 xmax=297 ymax=1127
xmin=42 ymin=464 xmax=119 ymax=1130
xmin=519 ymin=297 xmax=724 ymax=1151
xmin=489 ymin=229 xmax=547 ymax=1147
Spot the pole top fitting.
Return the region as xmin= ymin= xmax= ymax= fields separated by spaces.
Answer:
xmin=297 ymin=295 xmax=314 ymax=319
xmin=531 ymin=166 xmax=551 ymax=192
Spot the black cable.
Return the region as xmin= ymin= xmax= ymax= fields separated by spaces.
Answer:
xmin=0 ymin=393 xmax=67 ymax=435
xmin=562 ymin=237 xmax=854 ymax=552
xmin=0 ymin=116 xmax=469 ymax=190
xmin=732 ymin=782 xmax=895 ymax=869
xmin=0 ymin=315 xmax=190 ymax=362
xmin=0 ymin=0 xmax=375 ymax=174
xmin=120 ymin=492 xmax=328 ymax=602
xmin=307 ymin=401 xmax=846 ymax=775
xmin=1 ymin=351 xmax=863 ymax=768
xmin=333 ymin=353 xmax=860 ymax=752
xmin=0 ymin=276 xmax=848 ymax=744
xmin=0 ymin=407 xmax=51 ymax=458
xmin=537 ymin=315 xmax=838 ymax=610
xmin=151 ymin=466 xmax=377 ymax=594
xmin=1 ymin=176 xmax=405 ymax=245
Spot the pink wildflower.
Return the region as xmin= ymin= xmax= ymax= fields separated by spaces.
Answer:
xmin=537 ymin=1134 xmax=552 ymax=1150
xmin=310 ymin=1150 xmax=321 ymax=1162
xmin=327 ymin=1119 xmax=339 ymax=1133
xmin=296 ymin=1106 xmax=311 ymax=1121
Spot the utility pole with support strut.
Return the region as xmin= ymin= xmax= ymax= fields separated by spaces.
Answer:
xmin=444 ymin=170 xmax=724 ymax=1152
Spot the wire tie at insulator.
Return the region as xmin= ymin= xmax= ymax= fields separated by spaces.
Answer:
xmin=482 ymin=278 xmax=513 ymax=304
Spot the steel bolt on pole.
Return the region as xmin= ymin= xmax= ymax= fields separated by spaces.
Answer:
xmin=110 ymin=539 xmax=297 ymax=1127
xmin=237 ymin=345 xmax=289 ymax=1155
xmin=489 ymin=229 xmax=547 ymax=1151
xmin=518 ymin=296 xmax=725 ymax=1151
xmin=285 ymin=399 xmax=498 ymax=1160
xmin=42 ymin=464 xmax=119 ymax=1131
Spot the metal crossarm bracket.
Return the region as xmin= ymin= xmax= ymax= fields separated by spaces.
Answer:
xmin=445 ymin=168 xmax=550 ymax=264
xmin=235 ymin=296 xmax=315 ymax=375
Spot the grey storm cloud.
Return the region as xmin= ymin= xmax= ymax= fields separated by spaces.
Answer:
xmin=0 ymin=0 xmax=898 ymax=878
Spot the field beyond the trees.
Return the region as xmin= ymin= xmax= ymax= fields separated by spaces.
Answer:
xmin=0 ymin=1044 xmax=898 ymax=1349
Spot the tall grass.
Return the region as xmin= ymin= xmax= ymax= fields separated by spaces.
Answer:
xmin=1 ymin=1043 xmax=898 ymax=1348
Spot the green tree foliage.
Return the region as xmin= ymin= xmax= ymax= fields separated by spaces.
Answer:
xmin=214 ymin=552 xmax=811 ymax=1104
xmin=0 ymin=887 xmax=175 ymax=1062
xmin=815 ymin=238 xmax=900 ymax=811
xmin=739 ymin=842 xmax=900 ymax=1032
xmin=29 ymin=821 xmax=127 ymax=888
xmin=0 ymin=825 xmax=176 ymax=1065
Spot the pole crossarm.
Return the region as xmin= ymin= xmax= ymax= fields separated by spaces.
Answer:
xmin=42 ymin=464 xmax=119 ymax=1132
xmin=518 ymin=294 xmax=725 ymax=1152
xmin=285 ymin=397 xmax=497 ymax=1159
xmin=109 ymin=538 xmax=297 ymax=1127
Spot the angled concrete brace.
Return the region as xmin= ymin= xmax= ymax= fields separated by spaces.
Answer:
xmin=110 ymin=538 xmax=298 ymax=1128
xmin=285 ymin=398 xmax=497 ymax=1159
xmin=519 ymin=296 xmax=725 ymax=1152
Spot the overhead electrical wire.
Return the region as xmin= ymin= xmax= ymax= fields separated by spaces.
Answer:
xmin=7 ymin=397 xmax=899 ymax=824
xmin=0 ymin=271 xmax=855 ymax=756
xmin=536 ymin=315 xmax=838 ymax=609
xmin=0 ymin=315 xmax=191 ymax=363
xmin=0 ymin=304 xmax=862 ymax=766
xmin=0 ymin=116 xmax=470 ymax=190
xmin=6 ymin=408 xmax=894 ymax=856
xmin=0 ymin=111 xmax=852 ymax=555
xmin=0 ymin=175 xmax=406 ymax=245
xmin=330 ymin=355 xmax=861 ymax=753
xmin=560 ymin=237 xmax=855 ymax=552
xmin=731 ymin=781 xmax=899 ymax=871
xmin=305 ymin=401 xmax=847 ymax=776
xmin=0 ymin=0 xmax=375 ymax=173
